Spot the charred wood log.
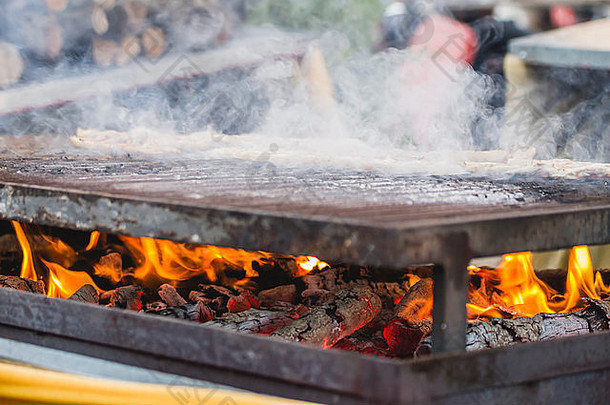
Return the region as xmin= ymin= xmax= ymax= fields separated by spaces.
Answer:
xmin=207 ymin=308 xmax=295 ymax=335
xmin=145 ymin=301 xmax=213 ymax=323
xmin=68 ymin=284 xmax=99 ymax=304
xmin=92 ymin=38 xmax=119 ymax=67
xmin=394 ymin=278 xmax=433 ymax=321
xmin=333 ymin=309 xmax=393 ymax=356
xmin=383 ymin=278 xmax=433 ymax=356
xmin=465 ymin=298 xmax=610 ymax=351
xmin=2 ymin=6 xmax=64 ymax=62
xmin=0 ymin=275 xmax=45 ymax=295
xmin=271 ymin=286 xmax=382 ymax=347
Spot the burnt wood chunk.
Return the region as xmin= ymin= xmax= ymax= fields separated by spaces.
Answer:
xmin=158 ymin=283 xmax=187 ymax=307
xmin=271 ymin=286 xmax=382 ymax=347
xmin=103 ymin=285 xmax=142 ymax=311
xmin=0 ymin=275 xmax=45 ymax=295
xmin=206 ymin=309 xmax=295 ymax=335
xmin=226 ymin=293 xmax=251 ymax=313
xmin=384 ymin=319 xmax=432 ymax=357
xmin=69 ymin=284 xmax=99 ymax=304
xmin=258 ymin=284 xmax=298 ymax=307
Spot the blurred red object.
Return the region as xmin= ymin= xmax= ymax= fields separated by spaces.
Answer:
xmin=550 ymin=5 xmax=579 ymax=28
xmin=408 ymin=14 xmax=478 ymax=65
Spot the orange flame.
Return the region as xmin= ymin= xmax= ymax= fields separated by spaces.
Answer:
xmin=85 ymin=231 xmax=101 ymax=251
xmin=469 ymin=246 xmax=610 ymax=319
xmin=11 ymin=221 xmax=37 ymax=281
xmin=294 ymin=256 xmax=329 ymax=276
xmin=43 ymin=259 xmax=100 ymax=299
xmin=10 ymin=223 xmax=329 ymax=298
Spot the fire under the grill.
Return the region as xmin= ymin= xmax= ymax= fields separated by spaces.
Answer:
xmin=2 ymin=221 xmax=610 ymax=358
xmin=0 ymin=153 xmax=609 ymax=404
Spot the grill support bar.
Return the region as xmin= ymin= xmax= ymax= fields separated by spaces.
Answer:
xmin=432 ymin=234 xmax=472 ymax=352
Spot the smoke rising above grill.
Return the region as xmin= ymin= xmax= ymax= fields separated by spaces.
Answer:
xmin=0 ymin=1 xmax=608 ymax=176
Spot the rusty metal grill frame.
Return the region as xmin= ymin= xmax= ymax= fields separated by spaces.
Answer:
xmin=0 ymin=155 xmax=609 ymax=403
xmin=0 ymin=288 xmax=609 ymax=404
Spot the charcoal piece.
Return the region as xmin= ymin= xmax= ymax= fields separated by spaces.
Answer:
xmin=103 ymin=285 xmax=142 ymax=311
xmin=158 ymin=283 xmax=186 ymax=307
xmin=226 ymin=293 xmax=251 ymax=313
xmin=0 ymin=275 xmax=45 ymax=295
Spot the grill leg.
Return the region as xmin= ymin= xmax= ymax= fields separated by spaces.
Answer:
xmin=432 ymin=234 xmax=471 ymax=353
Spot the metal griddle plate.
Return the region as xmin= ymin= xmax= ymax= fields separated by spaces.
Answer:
xmin=0 ymin=154 xmax=608 ymax=267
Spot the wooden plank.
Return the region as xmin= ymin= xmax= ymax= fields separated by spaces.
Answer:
xmin=509 ymin=18 xmax=610 ymax=68
xmin=0 ymin=31 xmax=305 ymax=116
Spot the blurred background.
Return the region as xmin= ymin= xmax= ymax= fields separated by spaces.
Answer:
xmin=0 ymin=0 xmax=608 ymax=163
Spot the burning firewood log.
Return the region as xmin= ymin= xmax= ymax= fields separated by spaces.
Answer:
xmin=68 ymin=284 xmax=99 ymax=304
xmin=383 ymin=278 xmax=433 ymax=356
xmin=206 ymin=308 xmax=297 ymax=335
xmin=465 ymin=298 xmax=610 ymax=350
xmin=0 ymin=275 xmax=45 ymax=295
xmin=271 ymin=286 xmax=382 ymax=347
